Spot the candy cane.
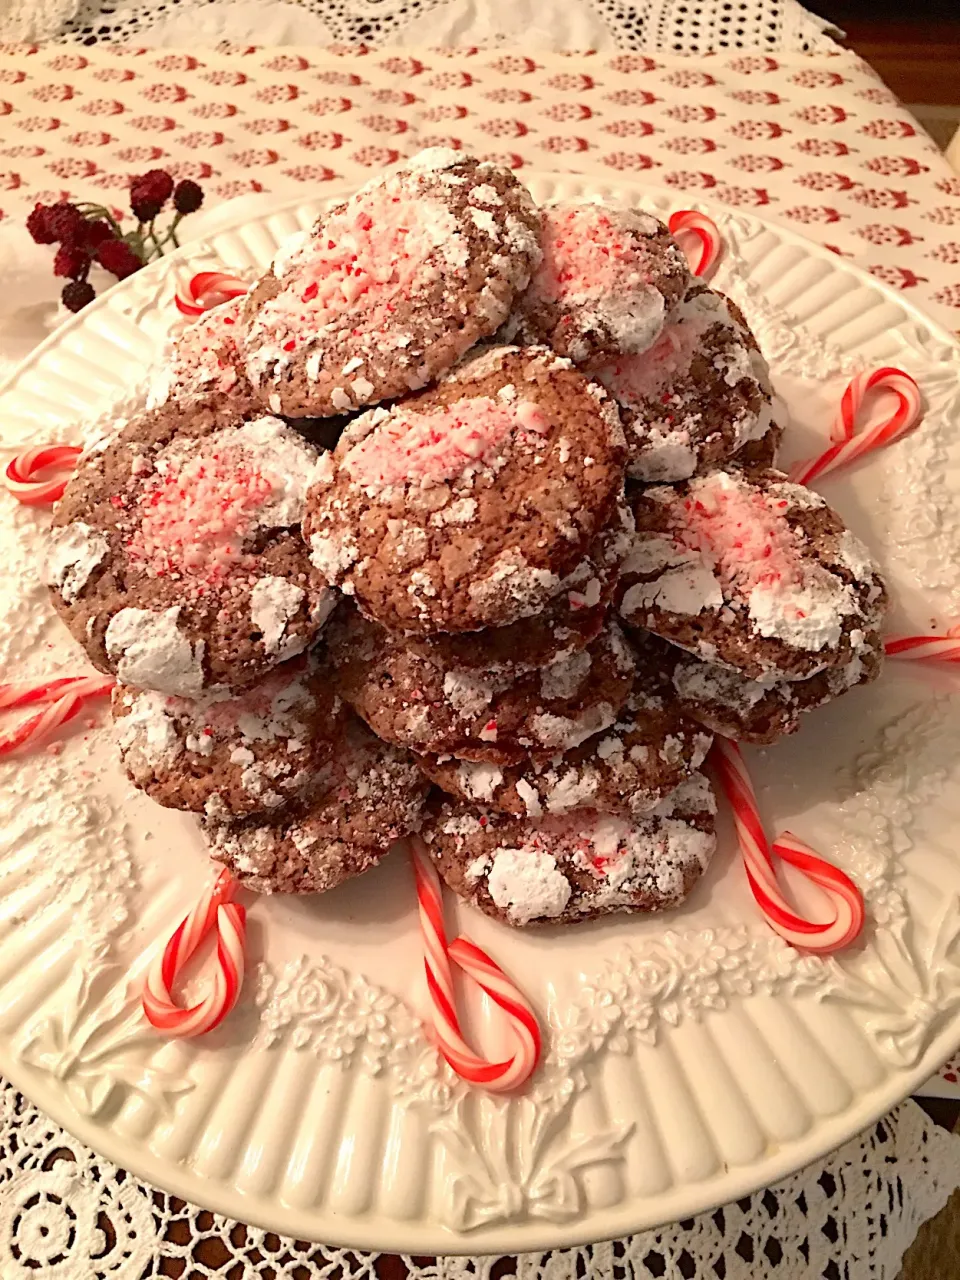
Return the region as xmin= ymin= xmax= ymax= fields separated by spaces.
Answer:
xmin=711 ymin=738 xmax=865 ymax=953
xmin=0 ymin=675 xmax=114 ymax=755
xmin=175 ymin=270 xmax=249 ymax=317
xmin=142 ymin=866 xmax=246 ymax=1038
xmin=668 ymin=209 xmax=723 ymax=278
xmin=884 ymin=632 xmax=960 ymax=664
xmin=789 ymin=368 xmax=922 ymax=486
xmin=4 ymin=445 xmax=81 ymax=506
xmin=410 ymin=837 xmax=541 ymax=1092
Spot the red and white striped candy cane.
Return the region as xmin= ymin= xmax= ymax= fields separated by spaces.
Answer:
xmin=4 ymin=444 xmax=81 ymax=506
xmin=410 ymin=837 xmax=541 ymax=1092
xmin=0 ymin=674 xmax=114 ymax=755
xmin=668 ymin=209 xmax=723 ymax=278
xmin=175 ymin=270 xmax=249 ymax=317
xmin=789 ymin=368 xmax=922 ymax=486
xmin=885 ymin=629 xmax=960 ymax=664
xmin=711 ymin=738 xmax=865 ymax=954
xmin=142 ymin=866 xmax=246 ymax=1038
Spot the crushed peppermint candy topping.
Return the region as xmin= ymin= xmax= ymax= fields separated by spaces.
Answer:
xmin=534 ymin=204 xmax=659 ymax=304
xmin=526 ymin=203 xmax=669 ymax=356
xmin=675 ymin=471 xmax=803 ymax=597
xmin=601 ymin=312 xmax=699 ymax=408
xmin=477 ymin=779 xmax=715 ymax=924
xmin=596 ymin=289 xmax=773 ymax=482
xmin=125 ymin=418 xmax=315 ymax=587
xmin=249 ymin=186 xmax=469 ymax=363
xmin=627 ymin=472 xmax=863 ymax=655
xmin=598 ymin=289 xmax=753 ymax=407
xmin=129 ymin=449 xmax=274 ymax=581
xmin=479 ymin=718 xmax=498 ymax=742
xmin=115 ymin=659 xmax=320 ymax=770
xmin=341 ymin=396 xmax=550 ymax=491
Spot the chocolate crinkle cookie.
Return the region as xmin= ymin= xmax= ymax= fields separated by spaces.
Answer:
xmin=113 ymin=654 xmax=346 ymax=818
xmin=419 ymin=639 xmax=712 ymax=819
xmin=46 ymin=406 xmax=336 ymax=696
xmin=617 ymin=467 xmax=887 ymax=682
xmin=402 ymin=498 xmax=634 ymax=673
xmin=501 ymin=201 xmax=690 ymax=368
xmin=418 ymin=771 xmax=717 ymax=927
xmin=241 ymin=149 xmax=542 ymax=419
xmin=327 ymin=604 xmax=636 ymax=764
xmin=303 ymin=343 xmax=627 ymax=635
xmin=145 ymin=295 xmax=255 ymax=424
xmin=666 ymin=627 xmax=883 ymax=744
xmin=201 ymin=716 xmax=429 ymax=895
xmin=596 ymin=285 xmax=782 ymax=482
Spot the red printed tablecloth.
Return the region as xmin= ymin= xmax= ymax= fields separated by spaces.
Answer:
xmin=0 ymin=43 xmax=958 ymax=334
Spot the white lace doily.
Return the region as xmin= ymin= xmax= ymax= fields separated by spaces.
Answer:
xmin=1 ymin=0 xmax=839 ymax=54
xmin=0 ymin=1080 xmax=956 ymax=1278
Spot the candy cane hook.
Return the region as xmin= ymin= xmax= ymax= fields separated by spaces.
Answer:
xmin=142 ymin=867 xmax=246 ymax=1038
xmin=175 ymin=271 xmax=249 ymax=317
xmin=711 ymin=738 xmax=865 ymax=954
xmin=668 ymin=210 xmax=723 ymax=278
xmin=4 ymin=445 xmax=81 ymax=506
xmin=410 ymin=837 xmax=541 ymax=1092
xmin=789 ymin=368 xmax=922 ymax=486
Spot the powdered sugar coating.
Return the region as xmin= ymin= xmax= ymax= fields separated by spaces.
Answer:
xmin=596 ymin=286 xmax=780 ymax=482
xmin=242 ymin=151 xmax=542 ymax=418
xmin=249 ymin=576 xmax=313 ymax=657
xmin=304 ymin=345 xmax=628 ymax=635
xmin=44 ymin=521 xmax=109 ymax=605
xmin=105 ymin=606 xmax=205 ymax=698
xmin=540 ymin=648 xmax=592 ymax=701
xmin=619 ymin=468 xmax=887 ymax=681
xmin=50 ymin=403 xmax=333 ymax=692
xmin=421 ymin=771 xmax=717 ymax=927
xmin=486 ymin=846 xmax=572 ymax=925
xmin=327 ymin=605 xmax=635 ymax=765
xmin=502 ymin=201 xmax=689 ymax=368
xmin=202 ymin=717 xmax=429 ymax=895
xmin=113 ymin=657 xmax=344 ymax=815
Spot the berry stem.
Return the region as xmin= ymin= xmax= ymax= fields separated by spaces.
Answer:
xmin=101 ymin=211 xmax=126 ymax=239
xmin=155 ymin=213 xmax=183 ymax=251
xmin=75 ymin=203 xmax=125 ymax=238
xmin=145 ymin=218 xmax=166 ymax=259
xmin=124 ymin=227 xmax=146 ymax=261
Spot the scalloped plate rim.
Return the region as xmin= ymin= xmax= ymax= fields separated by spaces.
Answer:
xmin=5 ymin=1014 xmax=960 ymax=1255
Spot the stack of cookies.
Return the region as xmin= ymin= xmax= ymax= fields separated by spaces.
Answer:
xmin=45 ymin=148 xmax=887 ymax=927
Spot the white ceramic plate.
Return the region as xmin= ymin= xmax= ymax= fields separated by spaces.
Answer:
xmin=0 ymin=173 xmax=959 ymax=1255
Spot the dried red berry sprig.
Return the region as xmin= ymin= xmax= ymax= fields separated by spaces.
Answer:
xmin=27 ymin=169 xmax=205 ymax=313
